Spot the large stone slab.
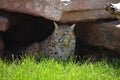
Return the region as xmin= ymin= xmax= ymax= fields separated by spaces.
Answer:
xmin=0 ymin=0 xmax=119 ymax=22
xmin=75 ymin=21 xmax=120 ymax=50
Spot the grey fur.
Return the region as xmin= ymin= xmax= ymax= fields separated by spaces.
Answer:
xmin=25 ymin=22 xmax=76 ymax=61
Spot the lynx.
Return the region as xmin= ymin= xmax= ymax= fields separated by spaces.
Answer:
xmin=25 ymin=22 xmax=76 ymax=61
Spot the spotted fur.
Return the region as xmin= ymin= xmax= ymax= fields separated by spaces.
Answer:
xmin=25 ymin=22 xmax=76 ymax=61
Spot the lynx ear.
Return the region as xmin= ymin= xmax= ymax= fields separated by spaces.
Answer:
xmin=69 ymin=24 xmax=76 ymax=31
xmin=53 ymin=22 xmax=59 ymax=29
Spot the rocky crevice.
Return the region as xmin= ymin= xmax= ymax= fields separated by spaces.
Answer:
xmin=0 ymin=0 xmax=120 ymax=60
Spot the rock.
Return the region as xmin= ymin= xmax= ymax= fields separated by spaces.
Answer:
xmin=0 ymin=16 xmax=9 ymax=31
xmin=0 ymin=36 xmax=4 ymax=57
xmin=0 ymin=0 xmax=119 ymax=22
xmin=75 ymin=21 xmax=120 ymax=50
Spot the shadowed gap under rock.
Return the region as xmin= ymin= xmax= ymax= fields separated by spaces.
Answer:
xmin=0 ymin=10 xmax=119 ymax=61
xmin=0 ymin=10 xmax=54 ymax=60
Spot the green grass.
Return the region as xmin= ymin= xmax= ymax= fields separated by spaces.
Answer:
xmin=0 ymin=57 xmax=120 ymax=80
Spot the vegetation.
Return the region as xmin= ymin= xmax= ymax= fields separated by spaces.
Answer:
xmin=0 ymin=57 xmax=120 ymax=80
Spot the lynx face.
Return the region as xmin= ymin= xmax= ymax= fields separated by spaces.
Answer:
xmin=48 ymin=22 xmax=76 ymax=61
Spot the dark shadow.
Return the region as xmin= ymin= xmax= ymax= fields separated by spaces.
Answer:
xmin=0 ymin=10 xmax=54 ymax=60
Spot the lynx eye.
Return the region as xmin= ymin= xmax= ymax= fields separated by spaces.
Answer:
xmin=64 ymin=32 xmax=67 ymax=34
xmin=59 ymin=39 xmax=63 ymax=43
xmin=54 ymin=52 xmax=58 ymax=54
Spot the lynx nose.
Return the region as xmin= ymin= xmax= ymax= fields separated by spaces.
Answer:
xmin=105 ymin=3 xmax=116 ymax=14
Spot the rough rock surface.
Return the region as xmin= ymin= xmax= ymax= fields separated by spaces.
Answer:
xmin=0 ymin=16 xmax=9 ymax=31
xmin=75 ymin=21 xmax=120 ymax=50
xmin=0 ymin=0 xmax=119 ymax=22
xmin=0 ymin=36 xmax=4 ymax=57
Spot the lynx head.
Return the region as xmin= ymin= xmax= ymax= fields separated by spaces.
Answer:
xmin=50 ymin=22 xmax=76 ymax=61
